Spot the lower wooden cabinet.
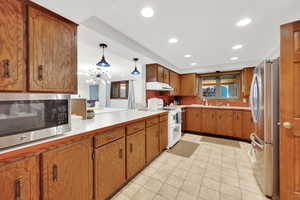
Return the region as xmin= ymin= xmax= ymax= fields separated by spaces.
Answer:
xmin=126 ymin=130 xmax=146 ymax=179
xmin=41 ymin=139 xmax=93 ymax=200
xmin=0 ymin=156 xmax=39 ymax=200
xmin=146 ymin=124 xmax=160 ymax=163
xmin=242 ymin=111 xmax=255 ymax=140
xmin=216 ymin=110 xmax=233 ymax=136
xmin=202 ymin=109 xmax=216 ymax=134
xmin=160 ymin=120 xmax=168 ymax=152
xmin=95 ymin=137 xmax=126 ymax=200
xmin=233 ymin=111 xmax=243 ymax=138
xmin=186 ymin=108 xmax=202 ymax=132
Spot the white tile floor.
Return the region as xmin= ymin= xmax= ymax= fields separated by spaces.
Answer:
xmin=112 ymin=133 xmax=268 ymax=200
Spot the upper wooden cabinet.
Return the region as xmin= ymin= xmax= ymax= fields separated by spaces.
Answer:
xmin=180 ymin=73 xmax=199 ymax=96
xmin=0 ymin=0 xmax=26 ymax=92
xmin=0 ymin=156 xmax=39 ymax=200
xmin=41 ymin=139 xmax=93 ymax=200
xmin=146 ymin=63 xmax=170 ymax=84
xmin=28 ymin=4 xmax=78 ymax=93
xmin=241 ymin=67 xmax=254 ymax=97
xmin=169 ymin=71 xmax=181 ymax=96
xmin=186 ymin=108 xmax=202 ymax=132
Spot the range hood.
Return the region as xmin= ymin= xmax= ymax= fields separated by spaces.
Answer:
xmin=146 ymin=82 xmax=174 ymax=91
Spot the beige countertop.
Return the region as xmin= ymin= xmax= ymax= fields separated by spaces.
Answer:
xmin=0 ymin=110 xmax=167 ymax=158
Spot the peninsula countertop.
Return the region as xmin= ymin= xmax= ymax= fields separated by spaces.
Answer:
xmin=0 ymin=110 xmax=168 ymax=159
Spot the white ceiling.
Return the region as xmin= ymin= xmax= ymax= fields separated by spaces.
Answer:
xmin=32 ymin=0 xmax=300 ymax=73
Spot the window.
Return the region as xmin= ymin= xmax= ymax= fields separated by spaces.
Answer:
xmin=200 ymin=73 xmax=240 ymax=99
xmin=110 ymin=81 xmax=129 ymax=99
xmin=89 ymin=85 xmax=99 ymax=101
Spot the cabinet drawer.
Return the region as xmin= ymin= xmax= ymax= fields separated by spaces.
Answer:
xmin=95 ymin=127 xmax=125 ymax=147
xmin=126 ymin=121 xmax=145 ymax=135
xmin=146 ymin=117 xmax=159 ymax=127
xmin=160 ymin=114 xmax=168 ymax=122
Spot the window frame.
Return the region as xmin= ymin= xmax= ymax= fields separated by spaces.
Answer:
xmin=110 ymin=80 xmax=129 ymax=99
xmin=199 ymin=72 xmax=241 ymax=100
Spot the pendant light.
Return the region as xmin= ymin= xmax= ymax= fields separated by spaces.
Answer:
xmin=131 ymin=58 xmax=140 ymax=75
xmin=96 ymin=43 xmax=110 ymax=67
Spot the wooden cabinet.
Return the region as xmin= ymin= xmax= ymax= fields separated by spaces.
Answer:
xmin=159 ymin=119 xmax=168 ymax=152
xmin=180 ymin=73 xmax=199 ymax=96
xmin=202 ymin=109 xmax=216 ymax=134
xmin=232 ymin=111 xmax=243 ymax=138
xmin=242 ymin=111 xmax=255 ymax=140
xmin=146 ymin=63 xmax=171 ymax=84
xmin=0 ymin=156 xmax=39 ymax=200
xmin=216 ymin=110 xmax=233 ymax=136
xmin=146 ymin=122 xmax=160 ymax=163
xmin=163 ymin=68 xmax=170 ymax=84
xmin=95 ymin=137 xmax=126 ymax=200
xmin=126 ymin=130 xmax=146 ymax=179
xmin=28 ymin=4 xmax=77 ymax=93
xmin=186 ymin=108 xmax=202 ymax=132
xmin=41 ymin=139 xmax=93 ymax=200
xmin=241 ymin=67 xmax=254 ymax=97
xmin=170 ymin=71 xmax=181 ymax=96
xmin=0 ymin=0 xmax=25 ymax=92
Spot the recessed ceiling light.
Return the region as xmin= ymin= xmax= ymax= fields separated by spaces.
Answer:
xmin=232 ymin=44 xmax=243 ymax=50
xmin=236 ymin=18 xmax=252 ymax=27
xmin=190 ymin=62 xmax=197 ymax=66
xmin=230 ymin=57 xmax=239 ymax=61
xmin=184 ymin=54 xmax=192 ymax=58
xmin=168 ymin=38 xmax=178 ymax=44
xmin=141 ymin=7 xmax=154 ymax=18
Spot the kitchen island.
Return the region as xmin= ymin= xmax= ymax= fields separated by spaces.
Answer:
xmin=0 ymin=110 xmax=168 ymax=200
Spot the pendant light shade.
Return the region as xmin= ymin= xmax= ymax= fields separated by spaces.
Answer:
xmin=96 ymin=43 xmax=110 ymax=67
xmin=131 ymin=58 xmax=140 ymax=75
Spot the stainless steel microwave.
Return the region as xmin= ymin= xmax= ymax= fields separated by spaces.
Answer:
xmin=0 ymin=94 xmax=71 ymax=149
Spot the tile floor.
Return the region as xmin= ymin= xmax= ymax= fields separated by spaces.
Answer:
xmin=112 ymin=133 xmax=269 ymax=200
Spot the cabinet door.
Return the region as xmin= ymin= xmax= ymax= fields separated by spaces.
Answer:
xmin=242 ymin=111 xmax=254 ymax=140
xmin=0 ymin=156 xmax=39 ymax=200
xmin=157 ymin=65 xmax=164 ymax=83
xmin=202 ymin=109 xmax=216 ymax=134
xmin=0 ymin=0 xmax=25 ymax=91
xmin=242 ymin=68 xmax=254 ymax=97
xmin=180 ymin=74 xmax=198 ymax=96
xmin=170 ymin=71 xmax=180 ymax=96
xmin=95 ymin=137 xmax=126 ymax=200
xmin=127 ymin=131 xmax=146 ymax=179
xmin=232 ymin=111 xmax=243 ymax=138
xmin=163 ymin=68 xmax=170 ymax=84
xmin=28 ymin=5 xmax=77 ymax=93
xmin=160 ymin=120 xmax=168 ymax=152
xmin=146 ymin=124 xmax=160 ymax=162
xmin=41 ymin=139 xmax=93 ymax=200
xmin=216 ymin=110 xmax=233 ymax=136
xmin=186 ymin=108 xmax=202 ymax=132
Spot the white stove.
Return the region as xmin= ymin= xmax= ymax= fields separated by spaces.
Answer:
xmin=165 ymin=107 xmax=182 ymax=149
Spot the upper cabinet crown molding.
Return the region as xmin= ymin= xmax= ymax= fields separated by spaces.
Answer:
xmin=0 ymin=0 xmax=78 ymax=94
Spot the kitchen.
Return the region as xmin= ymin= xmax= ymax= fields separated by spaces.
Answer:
xmin=0 ymin=0 xmax=300 ymax=200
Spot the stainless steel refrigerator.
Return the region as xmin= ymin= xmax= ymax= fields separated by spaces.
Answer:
xmin=249 ymin=59 xmax=279 ymax=199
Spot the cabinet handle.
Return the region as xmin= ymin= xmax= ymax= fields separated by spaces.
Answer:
xmin=38 ymin=65 xmax=43 ymax=81
xmin=53 ymin=164 xmax=58 ymax=182
xmin=15 ymin=177 xmax=22 ymax=200
xmin=130 ymin=144 xmax=133 ymax=153
xmin=119 ymin=149 xmax=123 ymax=159
xmin=3 ymin=59 xmax=10 ymax=78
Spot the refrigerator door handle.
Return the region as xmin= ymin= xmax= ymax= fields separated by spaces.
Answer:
xmin=249 ymin=73 xmax=257 ymax=123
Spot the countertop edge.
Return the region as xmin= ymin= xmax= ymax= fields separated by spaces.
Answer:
xmin=0 ymin=111 xmax=168 ymax=161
